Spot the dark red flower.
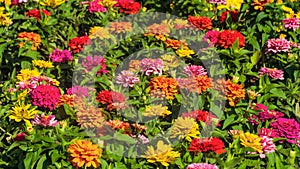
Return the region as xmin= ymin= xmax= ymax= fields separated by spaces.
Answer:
xmin=188 ymin=137 xmax=226 ymax=154
xmin=14 ymin=132 xmax=26 ymax=141
xmin=68 ymin=36 xmax=92 ymax=54
xmin=118 ymin=0 xmax=141 ymax=14
xmin=219 ymin=10 xmax=239 ymax=23
xmin=96 ymin=90 xmax=126 ymax=110
xmin=216 ymin=30 xmax=245 ymax=48
xmin=188 ymin=16 xmax=213 ymax=30
xmin=26 ymin=9 xmax=51 ymax=20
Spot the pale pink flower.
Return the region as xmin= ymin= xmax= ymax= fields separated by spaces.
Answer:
xmin=183 ymin=65 xmax=207 ymax=77
xmin=260 ymin=136 xmax=276 ymax=158
xmin=186 ymin=163 xmax=218 ymax=169
xmin=208 ymin=0 xmax=226 ymax=5
xmin=32 ymin=113 xmax=59 ymax=127
xmin=259 ymin=68 xmax=284 ymax=80
xmin=140 ymin=58 xmax=164 ymax=76
xmin=116 ymin=70 xmax=140 ymax=87
xmin=265 ymin=38 xmax=291 ymax=53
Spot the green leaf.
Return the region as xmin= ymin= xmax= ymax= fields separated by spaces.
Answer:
xmin=36 ymin=154 xmax=47 ymax=169
xmin=270 ymin=88 xmax=286 ymax=99
xmin=251 ymin=50 xmax=260 ymax=65
xmin=222 ymin=114 xmax=236 ymax=129
xmin=256 ymin=12 xmax=268 ymax=22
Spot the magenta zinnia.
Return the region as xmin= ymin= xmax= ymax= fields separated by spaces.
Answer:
xmin=30 ymin=84 xmax=61 ymax=110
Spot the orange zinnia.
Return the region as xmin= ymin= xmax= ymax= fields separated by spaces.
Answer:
xmin=177 ymin=75 xmax=212 ymax=94
xmin=18 ymin=32 xmax=41 ymax=50
xmin=215 ymin=78 xmax=245 ymax=106
xmin=164 ymin=38 xmax=189 ymax=50
xmin=57 ymin=94 xmax=75 ymax=107
xmin=76 ymin=104 xmax=106 ymax=129
xmin=251 ymin=0 xmax=273 ymax=11
xmin=68 ymin=140 xmax=102 ymax=169
xmin=149 ymin=76 xmax=179 ymax=100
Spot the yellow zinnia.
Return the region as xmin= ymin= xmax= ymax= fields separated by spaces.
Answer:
xmin=40 ymin=0 xmax=65 ymax=8
xmin=239 ymin=132 xmax=263 ymax=153
xmin=16 ymin=69 xmax=41 ymax=81
xmin=170 ymin=117 xmax=200 ymax=142
xmin=143 ymin=104 xmax=172 ymax=117
xmin=89 ymin=26 xmax=111 ymax=40
xmin=9 ymin=103 xmax=38 ymax=125
xmin=161 ymin=54 xmax=180 ymax=71
xmin=99 ymin=0 xmax=117 ymax=8
xmin=176 ymin=49 xmax=195 ymax=58
xmin=32 ymin=60 xmax=54 ymax=68
xmin=217 ymin=0 xmax=244 ymax=10
xmin=143 ymin=140 xmax=180 ymax=167
xmin=0 ymin=7 xmax=12 ymax=26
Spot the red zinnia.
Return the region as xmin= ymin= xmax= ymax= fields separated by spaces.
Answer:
xmin=68 ymin=36 xmax=92 ymax=53
xmin=118 ymin=0 xmax=141 ymax=14
xmin=216 ymin=30 xmax=245 ymax=48
xmin=219 ymin=10 xmax=239 ymax=23
xmin=96 ymin=90 xmax=126 ymax=110
xmin=188 ymin=16 xmax=213 ymax=30
xmin=26 ymin=9 xmax=51 ymax=20
xmin=188 ymin=137 xmax=226 ymax=155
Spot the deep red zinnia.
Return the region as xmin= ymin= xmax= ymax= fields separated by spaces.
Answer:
xmin=188 ymin=16 xmax=213 ymax=30
xmin=26 ymin=9 xmax=51 ymax=20
xmin=216 ymin=30 xmax=245 ymax=48
xmin=68 ymin=36 xmax=92 ymax=54
xmin=118 ymin=0 xmax=141 ymax=14
xmin=96 ymin=90 xmax=126 ymax=110
xmin=219 ymin=10 xmax=239 ymax=23
xmin=188 ymin=137 xmax=226 ymax=155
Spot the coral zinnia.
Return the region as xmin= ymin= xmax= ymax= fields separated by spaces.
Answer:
xmin=216 ymin=30 xmax=245 ymax=48
xmin=188 ymin=16 xmax=213 ymax=30
xmin=68 ymin=140 xmax=102 ymax=169
xmin=149 ymin=76 xmax=179 ymax=100
xmin=109 ymin=22 xmax=132 ymax=33
xmin=143 ymin=140 xmax=180 ymax=167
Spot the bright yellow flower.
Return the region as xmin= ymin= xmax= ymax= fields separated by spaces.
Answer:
xmin=89 ymin=26 xmax=111 ymax=39
xmin=40 ymin=0 xmax=65 ymax=7
xmin=217 ymin=0 xmax=244 ymax=10
xmin=32 ymin=60 xmax=54 ymax=68
xmin=170 ymin=117 xmax=200 ymax=142
xmin=0 ymin=8 xmax=12 ymax=26
xmin=9 ymin=103 xmax=37 ymax=125
xmin=296 ymin=12 xmax=300 ymax=19
xmin=16 ymin=69 xmax=41 ymax=81
xmin=143 ymin=140 xmax=180 ymax=167
xmin=176 ymin=49 xmax=195 ymax=58
xmin=68 ymin=140 xmax=102 ymax=168
xmin=143 ymin=104 xmax=172 ymax=117
xmin=247 ymin=90 xmax=260 ymax=100
xmin=99 ymin=0 xmax=117 ymax=8
xmin=0 ymin=0 xmax=11 ymax=5
xmin=239 ymin=132 xmax=263 ymax=153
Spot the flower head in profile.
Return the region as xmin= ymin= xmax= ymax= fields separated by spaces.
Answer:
xmin=32 ymin=60 xmax=54 ymax=69
xmin=88 ymin=0 xmax=107 ymax=13
xmin=26 ymin=9 xmax=51 ymax=20
xmin=183 ymin=65 xmax=207 ymax=77
xmin=109 ymin=22 xmax=132 ymax=33
xmin=143 ymin=140 xmax=180 ymax=166
xmin=265 ymin=38 xmax=292 ymax=54
xmin=68 ymin=140 xmax=102 ymax=168
xmin=187 ymin=163 xmax=219 ymax=169
xmin=143 ymin=104 xmax=172 ymax=117
xmin=176 ymin=48 xmax=195 ymax=58
xmin=258 ymin=67 xmax=284 ymax=80
xmin=32 ymin=113 xmax=59 ymax=127
xmin=9 ymin=103 xmax=38 ymax=126
xmin=116 ymin=70 xmax=140 ymax=87
xmin=251 ymin=0 xmax=274 ymax=11
xmin=170 ymin=117 xmax=200 ymax=142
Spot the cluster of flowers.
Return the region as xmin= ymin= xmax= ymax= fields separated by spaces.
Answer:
xmin=88 ymin=0 xmax=141 ymax=14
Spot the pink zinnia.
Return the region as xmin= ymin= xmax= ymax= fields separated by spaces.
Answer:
xmin=67 ymin=86 xmax=90 ymax=97
xmin=89 ymin=0 xmax=107 ymax=13
xmin=50 ymin=49 xmax=73 ymax=63
xmin=283 ymin=18 xmax=300 ymax=31
xmin=259 ymin=67 xmax=284 ymax=80
xmin=258 ymin=110 xmax=284 ymax=122
xmin=32 ymin=113 xmax=59 ymax=127
xmin=260 ymin=136 xmax=276 ymax=158
xmin=30 ymin=84 xmax=61 ymax=110
xmin=183 ymin=65 xmax=207 ymax=77
xmin=140 ymin=58 xmax=164 ymax=76
xmin=203 ymin=30 xmax=220 ymax=46
xmin=208 ymin=0 xmax=226 ymax=4
xmin=270 ymin=118 xmax=300 ymax=144
xmin=16 ymin=75 xmax=60 ymax=91
xmin=186 ymin=163 xmax=218 ymax=169
xmin=116 ymin=70 xmax=140 ymax=87
xmin=130 ymin=134 xmax=149 ymax=144
xmin=258 ymin=128 xmax=276 ymax=138
xmin=81 ymin=55 xmax=108 ymax=75
xmin=265 ymin=38 xmax=291 ymax=54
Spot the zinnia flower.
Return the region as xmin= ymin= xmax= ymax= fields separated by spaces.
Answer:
xmin=32 ymin=113 xmax=59 ymax=127
xmin=238 ymin=132 xmax=263 ymax=153
xmin=57 ymin=94 xmax=75 ymax=107
xmin=188 ymin=137 xmax=226 ymax=154
xmin=81 ymin=55 xmax=108 ymax=75
xmin=118 ymin=0 xmax=141 ymax=14
xmin=68 ymin=140 xmax=102 ymax=168
xmin=32 ymin=60 xmax=54 ymax=68
xmin=219 ymin=10 xmax=239 ymax=23
xmin=14 ymin=132 xmax=26 ymax=141
xmin=203 ymin=30 xmax=221 ymax=46
xmin=16 ymin=69 xmax=41 ymax=81
xmin=161 ymin=54 xmax=180 ymax=71
xmin=49 ymin=48 xmax=73 ymax=63
xmin=26 ymin=9 xmax=51 ymax=20
xmin=0 ymin=7 xmax=12 ymax=26
xmin=109 ymin=22 xmax=132 ymax=33
xmin=188 ymin=16 xmax=213 ymax=30
xmin=68 ymin=36 xmax=92 ymax=53
xmin=177 ymin=75 xmax=212 ymax=94
xmin=76 ymin=104 xmax=106 ymax=129
xmin=251 ymin=0 xmax=273 ymax=11
xmin=143 ymin=104 xmax=172 ymax=117
xmin=182 ymin=109 xmax=217 ymax=125
xmin=106 ymin=119 xmax=131 ymax=134
xmin=216 ymin=30 xmax=245 ymax=48
xmin=176 ymin=49 xmax=195 ymax=58
xmin=9 ymin=103 xmax=38 ymax=125
xmin=18 ymin=32 xmax=41 ymax=50
xmin=88 ymin=0 xmax=107 ymax=13
xmin=169 ymin=117 xmax=200 ymax=142
xmin=260 ymin=136 xmax=276 ymax=158
xmin=282 ymin=17 xmax=300 ymax=31
xmin=89 ymin=26 xmax=110 ymax=39
xmin=143 ymin=140 xmax=180 ymax=167
xmin=30 ymin=84 xmax=61 ymax=110
xmin=265 ymin=38 xmax=292 ymax=53
xmin=144 ymin=23 xmax=170 ymax=38
xmin=186 ymin=163 xmax=219 ymax=169
xmin=258 ymin=67 xmax=284 ymax=80
xmin=40 ymin=0 xmax=65 ymax=7
xmin=183 ymin=65 xmax=207 ymax=77
xmin=208 ymin=0 xmax=226 ymax=5
xmin=149 ymin=76 xmax=179 ymax=100
xmin=270 ymin=118 xmax=300 ymax=144
xmin=140 ymin=58 xmax=164 ymax=76
xmin=116 ymin=70 xmax=140 ymax=87
xmin=96 ymin=90 xmax=126 ymax=110
xmin=67 ymin=86 xmax=90 ymax=98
